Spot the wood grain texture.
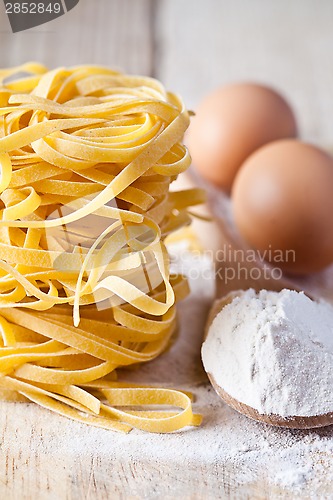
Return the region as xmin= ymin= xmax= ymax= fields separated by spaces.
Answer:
xmin=0 ymin=0 xmax=154 ymax=75
xmin=0 ymin=1 xmax=333 ymax=498
xmin=1 ymin=256 xmax=333 ymax=500
xmin=155 ymin=0 xmax=333 ymax=145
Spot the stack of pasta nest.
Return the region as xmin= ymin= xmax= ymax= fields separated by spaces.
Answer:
xmin=0 ymin=63 xmax=204 ymax=433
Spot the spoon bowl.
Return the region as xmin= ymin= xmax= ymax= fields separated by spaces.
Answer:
xmin=204 ymin=292 xmax=333 ymax=429
xmin=207 ymin=372 xmax=333 ymax=429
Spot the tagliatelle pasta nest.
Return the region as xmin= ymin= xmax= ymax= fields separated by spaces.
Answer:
xmin=0 ymin=63 xmax=205 ymax=433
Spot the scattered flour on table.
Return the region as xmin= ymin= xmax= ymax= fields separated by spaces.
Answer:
xmin=2 ymin=392 xmax=333 ymax=496
xmin=202 ymin=288 xmax=333 ymax=417
xmin=2 ymin=253 xmax=333 ymax=498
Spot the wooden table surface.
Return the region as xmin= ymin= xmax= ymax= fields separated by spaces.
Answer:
xmin=1 ymin=1 xmax=333 ymax=498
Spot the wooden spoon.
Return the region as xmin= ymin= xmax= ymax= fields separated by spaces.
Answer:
xmin=204 ymin=292 xmax=333 ymax=429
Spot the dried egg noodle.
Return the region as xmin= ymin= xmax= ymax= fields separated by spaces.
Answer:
xmin=0 ymin=63 xmax=204 ymax=433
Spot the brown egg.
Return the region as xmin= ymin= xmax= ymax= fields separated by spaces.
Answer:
xmin=231 ymin=140 xmax=333 ymax=275
xmin=186 ymin=83 xmax=297 ymax=192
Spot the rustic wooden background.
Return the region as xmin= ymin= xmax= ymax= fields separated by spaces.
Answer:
xmin=1 ymin=0 xmax=333 ymax=144
xmin=0 ymin=1 xmax=333 ymax=498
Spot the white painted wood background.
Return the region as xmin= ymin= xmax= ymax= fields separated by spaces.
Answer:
xmin=0 ymin=1 xmax=333 ymax=498
xmin=1 ymin=0 xmax=333 ymax=145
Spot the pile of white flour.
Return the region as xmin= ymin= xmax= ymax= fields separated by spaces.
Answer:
xmin=202 ymin=288 xmax=333 ymax=417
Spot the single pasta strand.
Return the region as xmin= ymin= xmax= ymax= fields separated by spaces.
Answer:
xmin=0 ymin=63 xmax=204 ymax=433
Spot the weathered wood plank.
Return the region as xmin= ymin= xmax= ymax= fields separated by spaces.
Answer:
xmin=0 ymin=263 xmax=332 ymax=499
xmin=0 ymin=0 xmax=154 ymax=75
xmin=155 ymin=0 xmax=333 ymax=145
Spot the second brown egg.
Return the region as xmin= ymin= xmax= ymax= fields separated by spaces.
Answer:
xmin=232 ymin=140 xmax=333 ymax=275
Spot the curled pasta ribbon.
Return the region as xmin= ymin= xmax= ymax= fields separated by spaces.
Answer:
xmin=0 ymin=63 xmax=205 ymax=433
